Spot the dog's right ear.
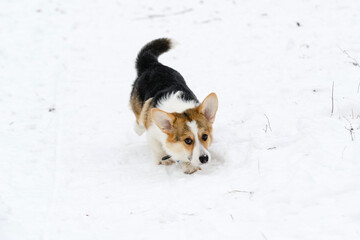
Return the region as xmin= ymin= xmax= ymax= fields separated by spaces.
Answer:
xmin=151 ymin=108 xmax=175 ymax=134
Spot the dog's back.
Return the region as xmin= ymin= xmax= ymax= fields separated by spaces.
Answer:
xmin=130 ymin=38 xmax=198 ymax=122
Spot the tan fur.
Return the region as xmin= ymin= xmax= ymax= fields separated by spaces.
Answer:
xmin=139 ymin=98 xmax=153 ymax=129
xmin=129 ymin=92 xmax=142 ymax=124
xmin=183 ymin=107 xmax=213 ymax=149
xmin=159 ymin=107 xmax=214 ymax=158
xmin=130 ymin=90 xmax=154 ymax=129
xmin=131 ymin=93 xmax=216 ymax=140
xmin=131 ymin=92 xmax=217 ymax=174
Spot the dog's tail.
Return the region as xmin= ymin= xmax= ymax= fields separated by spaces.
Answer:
xmin=136 ymin=38 xmax=174 ymax=76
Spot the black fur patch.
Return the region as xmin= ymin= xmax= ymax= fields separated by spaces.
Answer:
xmin=161 ymin=155 xmax=171 ymax=161
xmin=131 ymin=38 xmax=199 ymax=109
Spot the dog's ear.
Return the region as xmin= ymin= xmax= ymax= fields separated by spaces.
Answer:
xmin=151 ymin=108 xmax=175 ymax=134
xmin=199 ymin=93 xmax=218 ymax=124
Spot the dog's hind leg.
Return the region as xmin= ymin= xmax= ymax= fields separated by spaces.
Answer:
xmin=134 ymin=98 xmax=153 ymax=136
xmin=134 ymin=122 xmax=145 ymax=136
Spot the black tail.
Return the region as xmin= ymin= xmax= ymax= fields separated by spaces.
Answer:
xmin=135 ymin=38 xmax=173 ymax=76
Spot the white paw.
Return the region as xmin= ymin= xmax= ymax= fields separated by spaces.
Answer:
xmin=181 ymin=162 xmax=201 ymax=174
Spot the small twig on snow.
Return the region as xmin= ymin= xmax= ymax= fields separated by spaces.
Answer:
xmin=344 ymin=117 xmax=354 ymax=141
xmin=198 ymin=17 xmax=222 ymax=24
xmin=134 ymin=8 xmax=193 ymax=20
xmin=338 ymin=47 xmax=360 ymax=94
xmin=264 ymin=114 xmax=272 ymax=132
xmin=260 ymin=232 xmax=268 ymax=240
xmin=338 ymin=46 xmax=360 ymax=68
xmin=228 ymin=190 xmax=254 ymax=194
xmin=344 ymin=126 xmax=354 ymax=141
xmin=228 ymin=190 xmax=254 ymax=199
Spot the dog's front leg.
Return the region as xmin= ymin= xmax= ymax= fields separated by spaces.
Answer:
xmin=147 ymin=135 xmax=174 ymax=165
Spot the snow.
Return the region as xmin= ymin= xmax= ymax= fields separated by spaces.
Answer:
xmin=1 ymin=0 xmax=360 ymax=239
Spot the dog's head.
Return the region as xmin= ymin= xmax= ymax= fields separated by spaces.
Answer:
xmin=151 ymin=93 xmax=218 ymax=166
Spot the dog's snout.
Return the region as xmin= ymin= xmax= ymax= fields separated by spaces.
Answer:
xmin=199 ymin=155 xmax=208 ymax=164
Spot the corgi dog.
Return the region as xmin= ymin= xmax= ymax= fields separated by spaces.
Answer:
xmin=130 ymin=38 xmax=218 ymax=174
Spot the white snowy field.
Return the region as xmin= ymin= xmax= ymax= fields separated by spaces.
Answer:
xmin=1 ymin=0 xmax=360 ymax=239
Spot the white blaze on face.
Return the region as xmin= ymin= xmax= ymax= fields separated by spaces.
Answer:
xmin=187 ymin=120 xmax=210 ymax=166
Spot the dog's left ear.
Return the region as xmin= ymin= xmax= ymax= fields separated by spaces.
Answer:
xmin=199 ymin=93 xmax=218 ymax=124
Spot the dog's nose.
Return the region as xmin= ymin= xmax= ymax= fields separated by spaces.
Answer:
xmin=199 ymin=155 xmax=208 ymax=164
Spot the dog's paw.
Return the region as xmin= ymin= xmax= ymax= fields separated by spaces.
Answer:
xmin=181 ymin=162 xmax=201 ymax=174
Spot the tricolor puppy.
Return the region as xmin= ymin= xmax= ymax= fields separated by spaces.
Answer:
xmin=130 ymin=38 xmax=218 ymax=174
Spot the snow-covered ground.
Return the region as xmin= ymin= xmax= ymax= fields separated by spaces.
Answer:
xmin=1 ymin=0 xmax=360 ymax=239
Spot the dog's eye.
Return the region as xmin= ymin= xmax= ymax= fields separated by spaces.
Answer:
xmin=184 ymin=138 xmax=193 ymax=145
xmin=202 ymin=134 xmax=208 ymax=141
